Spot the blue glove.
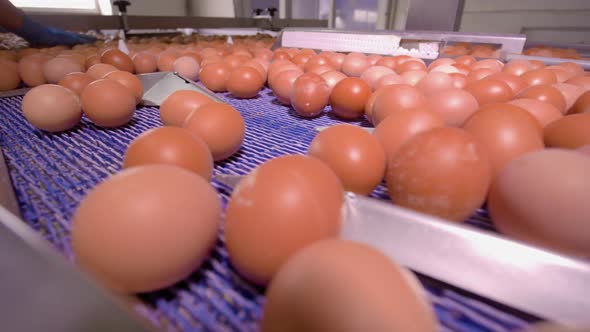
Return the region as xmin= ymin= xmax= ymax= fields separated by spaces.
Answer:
xmin=12 ymin=15 xmax=96 ymax=47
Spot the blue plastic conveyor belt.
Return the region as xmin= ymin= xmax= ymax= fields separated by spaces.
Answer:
xmin=0 ymin=89 xmax=531 ymax=332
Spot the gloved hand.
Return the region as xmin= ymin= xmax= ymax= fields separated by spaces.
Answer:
xmin=12 ymin=15 xmax=96 ymax=47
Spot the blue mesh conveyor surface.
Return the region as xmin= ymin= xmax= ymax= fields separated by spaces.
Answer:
xmin=0 ymin=89 xmax=531 ymax=332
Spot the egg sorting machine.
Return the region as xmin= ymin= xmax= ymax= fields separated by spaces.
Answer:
xmin=0 ymin=19 xmax=589 ymax=332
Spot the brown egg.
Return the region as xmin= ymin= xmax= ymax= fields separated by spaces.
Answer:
xmin=292 ymin=53 xmax=312 ymax=68
xmin=521 ymin=69 xmax=558 ymax=86
xmin=386 ymin=127 xmax=491 ymax=221
xmin=471 ymin=59 xmax=503 ymax=72
xmin=342 ymin=52 xmax=369 ymax=77
xmin=329 ymin=78 xmax=371 ymax=119
xmin=261 ymin=239 xmax=437 ymax=332
xmin=200 ymin=55 xmax=223 ymax=67
xmin=58 ymin=72 xmax=93 ymax=96
xmin=242 ymin=59 xmax=267 ymax=82
xmin=21 ymin=84 xmax=82 ymax=132
xmin=502 ymin=59 xmax=532 ymax=76
xmin=268 ymin=64 xmax=300 ymax=89
xmin=552 ymin=83 xmax=584 ymax=112
xmin=159 ymin=90 xmax=214 ymax=126
xmin=364 ymin=88 xmax=384 ymax=124
xmin=487 ymin=72 xmax=527 ymax=95
xmin=180 ymin=51 xmax=202 ymax=65
xmin=80 ymin=79 xmax=136 ymax=128
xmin=320 ymin=70 xmax=347 ymax=94
xmin=428 ymin=58 xmax=455 ymax=71
xmin=224 ymin=155 xmax=343 ymax=285
xmin=518 ymin=85 xmax=567 ymax=113
xmin=449 ymin=73 xmax=467 ymax=89
xmin=123 ymin=127 xmax=213 ymax=179
xmin=199 ymin=62 xmax=232 ymax=92
xmin=463 ymin=105 xmax=544 ymax=176
xmin=291 ymin=73 xmax=330 ymax=118
xmin=224 ymin=54 xmax=248 ymax=70
xmin=372 ymin=84 xmax=428 ymax=124
xmin=272 ymin=69 xmax=303 ymax=105
xmin=304 ymin=56 xmax=334 ymax=72
xmin=156 ymin=51 xmax=178 ymax=72
xmin=375 ymin=108 xmax=444 ymax=159
xmin=273 ymin=51 xmax=291 ymax=61
xmin=72 ymin=165 xmax=220 ymax=293
xmin=18 ymin=55 xmax=50 ymax=87
xmin=451 ymin=63 xmax=471 ymax=76
xmin=183 ymin=103 xmax=245 ymax=161
xmin=556 ymin=62 xmax=584 ymax=76
xmin=100 ymin=49 xmax=134 ymax=73
xmin=566 ymin=76 xmax=590 ymax=92
xmin=570 ymin=90 xmax=590 ymax=114
xmin=454 ymin=55 xmax=476 ymax=66
xmin=42 ymin=57 xmax=84 ymax=84
xmin=227 ymin=66 xmax=264 ymax=99
xmin=84 ymin=55 xmax=101 ymax=70
xmin=366 ymin=54 xmax=382 ymax=66
xmin=465 ymin=79 xmax=513 ymax=105
xmin=430 ymin=64 xmax=460 ymax=74
xmin=307 ymin=64 xmax=334 ymax=76
xmin=329 ymin=53 xmax=346 ymax=71
xmin=308 ymin=124 xmax=385 ymax=194
xmin=104 ymin=71 xmax=144 ymax=104
xmin=466 ymin=68 xmax=496 ymax=83
xmin=428 ymin=88 xmax=479 ymax=127
xmin=529 ymin=60 xmax=546 ymax=70
xmin=546 ymin=66 xmax=576 ymax=83
xmin=376 ymin=56 xmax=397 ymax=70
xmin=509 ymin=99 xmax=563 ymax=127
xmin=172 ymin=56 xmax=200 ymax=81
xmin=395 ymin=60 xmax=427 ymax=74
xmin=488 ymin=150 xmax=590 ymax=257
xmin=400 ymin=70 xmax=427 ymax=86
xmin=416 ymin=71 xmax=454 ymax=96
xmin=544 ymin=113 xmax=590 ymax=148
xmin=374 ymin=73 xmax=405 ymax=90
xmin=86 ymin=63 xmax=118 ymax=80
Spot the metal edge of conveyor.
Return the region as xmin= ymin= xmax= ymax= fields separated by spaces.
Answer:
xmin=505 ymin=53 xmax=590 ymax=70
xmin=0 ymin=202 xmax=152 ymax=331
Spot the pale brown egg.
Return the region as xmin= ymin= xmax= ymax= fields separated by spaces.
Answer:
xmin=330 ymin=53 xmax=346 ymax=71
xmin=429 ymin=64 xmax=460 ymax=74
xmin=372 ymin=84 xmax=428 ymax=124
xmin=123 ymin=127 xmax=213 ymax=179
xmin=465 ymin=79 xmax=513 ymax=105
xmin=172 ymin=56 xmax=200 ymax=81
xmin=43 ymin=57 xmax=84 ymax=84
xmin=544 ymin=113 xmax=590 ymax=148
xmin=224 ymin=155 xmax=343 ymax=285
xmin=428 ymin=58 xmax=455 ymax=71
xmin=86 ymin=63 xmax=118 ymax=80
xmin=374 ymin=108 xmax=444 ymax=159
xmin=463 ymin=105 xmax=544 ymax=176
xmin=18 ymin=54 xmax=50 ymax=87
xmin=454 ymin=55 xmax=476 ymax=67
xmin=546 ymin=66 xmax=576 ymax=83
xmin=565 ymin=76 xmax=590 ymax=92
xmin=488 ymin=149 xmax=590 ymax=257
xmin=528 ymin=60 xmax=546 ymax=70
xmin=471 ymin=59 xmax=503 ymax=72
xmin=268 ymin=64 xmax=300 ymax=89
xmin=291 ymin=73 xmax=330 ymax=118
xmin=386 ymin=127 xmax=491 ymax=222
xmin=80 ymin=79 xmax=136 ymax=128
xmin=199 ymin=62 xmax=232 ymax=92
xmin=159 ymin=90 xmax=214 ymax=126
xmin=308 ymin=124 xmax=386 ymax=195
xmin=227 ymin=66 xmax=264 ymax=99
xmin=556 ymin=62 xmax=584 ymax=76
xmin=320 ymin=70 xmax=347 ymax=94
xmin=466 ymin=68 xmax=496 ymax=83
xmin=400 ymin=70 xmax=427 ymax=86
xmin=272 ymin=69 xmax=303 ymax=105
xmin=374 ymin=73 xmax=405 ymax=90
xmin=360 ymin=66 xmax=395 ymax=90
xmin=518 ymin=85 xmax=567 ymax=114
xmin=183 ymin=103 xmax=245 ymax=161
xmin=342 ymin=52 xmax=369 ymax=77
xmin=242 ymin=59 xmax=267 ymax=82
xmin=376 ymin=56 xmax=397 ymax=70
xmin=395 ymin=59 xmax=427 ymax=74
xmin=304 ymin=55 xmax=334 ymax=73
xmin=509 ymin=99 xmax=563 ymax=127
xmin=72 ymin=165 xmax=220 ymax=293
xmin=104 ymin=70 xmax=144 ymax=104
xmin=428 ymin=88 xmax=479 ymax=127
xmin=416 ymin=71 xmax=454 ymax=96
xmin=552 ymin=83 xmax=584 ymax=112
xmin=261 ymin=239 xmax=437 ymax=332
xmin=21 ymin=84 xmax=82 ymax=132
xmin=58 ymin=72 xmax=93 ymax=96
xmin=366 ymin=54 xmax=382 ymax=66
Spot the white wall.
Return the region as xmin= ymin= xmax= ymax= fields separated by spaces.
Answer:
xmin=112 ymin=0 xmax=235 ymax=17
xmin=460 ymin=0 xmax=590 ymax=43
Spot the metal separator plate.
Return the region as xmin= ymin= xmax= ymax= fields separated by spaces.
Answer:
xmin=0 ymin=89 xmax=536 ymax=332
